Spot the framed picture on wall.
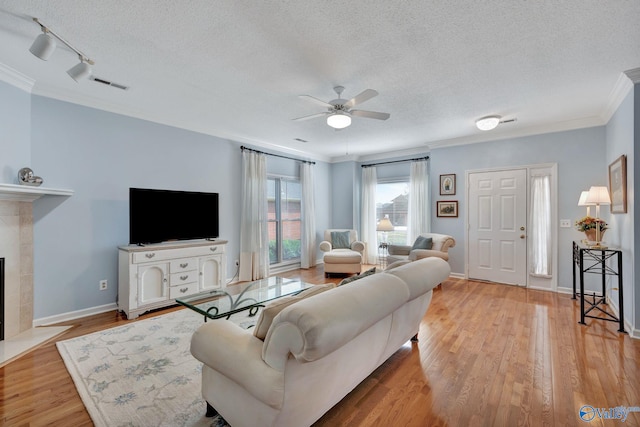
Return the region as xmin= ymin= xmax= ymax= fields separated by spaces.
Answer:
xmin=608 ymin=154 xmax=627 ymax=213
xmin=440 ymin=174 xmax=456 ymax=195
xmin=437 ymin=201 xmax=458 ymax=217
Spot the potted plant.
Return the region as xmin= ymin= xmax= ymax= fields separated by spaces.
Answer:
xmin=575 ymin=216 xmax=608 ymax=241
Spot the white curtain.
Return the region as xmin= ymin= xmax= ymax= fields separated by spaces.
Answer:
xmin=530 ymin=174 xmax=552 ymax=277
xmin=361 ymin=166 xmax=378 ymax=264
xmin=239 ymin=151 xmax=269 ymax=281
xmin=408 ymin=160 xmax=430 ymax=244
xmin=300 ymin=162 xmax=316 ymax=269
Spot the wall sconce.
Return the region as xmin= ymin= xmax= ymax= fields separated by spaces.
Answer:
xmin=29 ymin=17 xmax=95 ymax=82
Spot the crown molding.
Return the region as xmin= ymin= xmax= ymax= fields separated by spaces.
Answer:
xmin=601 ymin=71 xmax=635 ymax=123
xmin=0 ymin=62 xmax=35 ymax=93
xmin=624 ymin=67 xmax=640 ymax=84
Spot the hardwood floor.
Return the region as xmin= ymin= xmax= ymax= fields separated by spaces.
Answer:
xmin=1 ymin=266 xmax=639 ymax=426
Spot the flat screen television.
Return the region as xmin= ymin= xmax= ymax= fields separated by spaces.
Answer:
xmin=129 ymin=188 xmax=219 ymax=245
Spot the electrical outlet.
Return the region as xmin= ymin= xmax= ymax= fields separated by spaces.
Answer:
xmin=99 ymin=279 xmax=108 ymax=291
xmin=235 ymin=259 xmax=239 ymax=266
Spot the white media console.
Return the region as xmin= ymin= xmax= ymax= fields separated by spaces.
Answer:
xmin=118 ymin=239 xmax=227 ymax=319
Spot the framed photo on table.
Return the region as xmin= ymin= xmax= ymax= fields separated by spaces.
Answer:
xmin=440 ymin=174 xmax=456 ymax=195
xmin=608 ymin=155 xmax=627 ymax=213
xmin=437 ymin=201 xmax=458 ymax=217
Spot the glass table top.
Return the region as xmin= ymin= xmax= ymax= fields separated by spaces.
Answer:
xmin=176 ymin=276 xmax=313 ymax=320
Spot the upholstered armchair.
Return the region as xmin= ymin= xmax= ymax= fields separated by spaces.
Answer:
xmin=387 ymin=233 xmax=456 ymax=265
xmin=320 ymin=229 xmax=365 ymax=277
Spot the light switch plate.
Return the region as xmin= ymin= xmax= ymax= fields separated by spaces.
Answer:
xmin=560 ymin=219 xmax=571 ymax=228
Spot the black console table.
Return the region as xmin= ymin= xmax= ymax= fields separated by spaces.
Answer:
xmin=572 ymin=241 xmax=625 ymax=333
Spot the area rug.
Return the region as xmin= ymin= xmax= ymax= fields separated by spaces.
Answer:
xmin=56 ymin=308 xmax=257 ymax=427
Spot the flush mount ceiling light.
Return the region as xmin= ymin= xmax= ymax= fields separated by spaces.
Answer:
xmin=326 ymin=111 xmax=352 ymax=129
xmin=475 ymin=115 xmax=501 ymax=131
xmin=29 ymin=17 xmax=95 ymax=82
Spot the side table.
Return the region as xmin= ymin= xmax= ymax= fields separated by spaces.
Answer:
xmin=572 ymin=241 xmax=625 ymax=333
xmin=378 ymin=242 xmax=389 ymax=269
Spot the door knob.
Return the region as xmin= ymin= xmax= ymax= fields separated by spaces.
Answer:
xmin=520 ymin=234 xmax=526 ymax=239
xmin=520 ymin=226 xmax=525 ymax=231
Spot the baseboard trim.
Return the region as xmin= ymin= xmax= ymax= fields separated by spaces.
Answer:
xmin=33 ymin=303 xmax=118 ymax=327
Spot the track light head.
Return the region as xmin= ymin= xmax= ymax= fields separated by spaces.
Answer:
xmin=29 ymin=32 xmax=57 ymax=60
xmin=67 ymin=60 xmax=92 ymax=82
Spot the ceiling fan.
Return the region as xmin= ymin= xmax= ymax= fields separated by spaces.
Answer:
xmin=293 ymin=86 xmax=390 ymax=129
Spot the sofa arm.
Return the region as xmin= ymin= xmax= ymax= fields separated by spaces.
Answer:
xmin=351 ymin=240 xmax=365 ymax=252
xmin=388 ymin=244 xmax=411 ymax=256
xmin=319 ymin=240 xmax=332 ymax=252
xmin=191 ymin=320 xmax=285 ymax=408
xmin=409 ymin=249 xmax=449 ymax=262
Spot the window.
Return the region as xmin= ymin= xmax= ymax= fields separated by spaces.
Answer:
xmin=376 ymin=180 xmax=409 ymax=245
xmin=268 ymin=177 xmax=301 ymax=265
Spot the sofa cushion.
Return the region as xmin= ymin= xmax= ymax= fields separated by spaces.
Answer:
xmin=338 ymin=267 xmax=376 ymax=286
xmin=411 ymin=236 xmax=433 ymax=250
xmin=253 ymin=283 xmax=335 ymax=340
xmin=331 ymin=231 xmax=351 ymax=249
xmin=385 ymin=260 xmax=411 ymax=271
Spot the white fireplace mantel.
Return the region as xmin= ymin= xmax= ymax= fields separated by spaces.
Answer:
xmin=0 ymin=183 xmax=73 ymax=202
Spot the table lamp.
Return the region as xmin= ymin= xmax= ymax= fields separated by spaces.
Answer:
xmin=585 ymin=186 xmax=611 ymax=247
xmin=376 ymin=215 xmax=394 ymax=243
xmin=577 ymin=190 xmax=594 ymax=217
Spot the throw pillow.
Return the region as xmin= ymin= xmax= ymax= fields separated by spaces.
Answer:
xmin=331 ymin=231 xmax=351 ymax=249
xmin=411 ymin=236 xmax=433 ymax=251
xmin=338 ymin=267 xmax=376 ymax=286
xmin=252 ymin=283 xmax=335 ymax=340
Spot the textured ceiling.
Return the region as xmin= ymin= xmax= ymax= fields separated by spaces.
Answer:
xmin=1 ymin=1 xmax=639 ymax=161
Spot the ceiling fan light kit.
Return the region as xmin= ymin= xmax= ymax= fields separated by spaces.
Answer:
xmin=29 ymin=17 xmax=95 ymax=82
xmin=294 ymin=86 xmax=390 ymax=129
xmin=476 ymin=115 xmax=502 ymax=131
xmin=327 ymin=111 xmax=352 ymax=129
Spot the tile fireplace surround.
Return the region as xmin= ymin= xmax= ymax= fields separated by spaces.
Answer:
xmin=0 ymin=184 xmax=73 ymax=365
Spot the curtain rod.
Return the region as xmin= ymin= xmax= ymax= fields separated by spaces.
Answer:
xmin=361 ymin=156 xmax=429 ymax=168
xmin=240 ymin=146 xmax=315 ymax=164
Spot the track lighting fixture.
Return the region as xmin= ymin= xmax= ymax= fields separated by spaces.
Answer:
xmin=29 ymin=17 xmax=94 ymax=82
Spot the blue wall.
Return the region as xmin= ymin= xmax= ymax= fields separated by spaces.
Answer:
xmin=0 ymin=81 xmax=31 ymax=183
xmin=6 ymin=93 xmax=332 ymax=319
xmin=430 ymin=127 xmax=607 ymax=286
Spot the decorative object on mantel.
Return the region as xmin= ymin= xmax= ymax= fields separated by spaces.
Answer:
xmin=18 ymin=167 xmax=43 ymax=187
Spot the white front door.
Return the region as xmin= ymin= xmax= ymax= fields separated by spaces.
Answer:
xmin=468 ymin=169 xmax=527 ymax=285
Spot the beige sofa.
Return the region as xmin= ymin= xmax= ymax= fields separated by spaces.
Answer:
xmin=387 ymin=232 xmax=456 ymax=264
xmin=190 ymin=257 xmax=451 ymax=427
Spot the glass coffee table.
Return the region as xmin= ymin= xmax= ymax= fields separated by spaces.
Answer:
xmin=176 ymin=276 xmax=313 ymax=322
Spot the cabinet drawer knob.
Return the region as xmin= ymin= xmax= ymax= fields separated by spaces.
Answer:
xmin=145 ymin=253 xmax=156 ymax=259
xmin=180 ymin=262 xmax=188 ymax=268
xmin=210 ymin=247 xmax=217 ymax=252
xmin=180 ymin=287 xmax=188 ymax=293
xmin=180 ymin=275 xmax=188 ymax=281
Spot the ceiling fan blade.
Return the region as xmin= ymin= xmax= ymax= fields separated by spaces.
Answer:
xmin=344 ymin=89 xmax=378 ymax=108
xmin=350 ymin=109 xmax=390 ymax=120
xmin=292 ymin=112 xmax=329 ymax=121
xmin=299 ymin=95 xmax=333 ymax=108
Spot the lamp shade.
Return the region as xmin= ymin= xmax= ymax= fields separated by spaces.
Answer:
xmin=577 ymin=191 xmax=595 ymax=206
xmin=476 ymin=116 xmax=501 ymax=131
xmin=585 ymin=186 xmax=611 ymax=205
xmin=377 ymin=217 xmax=394 ymax=232
xmin=327 ymin=112 xmax=351 ymax=129
xmin=67 ymin=61 xmax=92 ymax=82
xmin=29 ymin=32 xmax=57 ymax=60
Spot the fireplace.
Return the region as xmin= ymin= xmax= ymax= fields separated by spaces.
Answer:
xmin=0 ymin=200 xmax=34 ymax=341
